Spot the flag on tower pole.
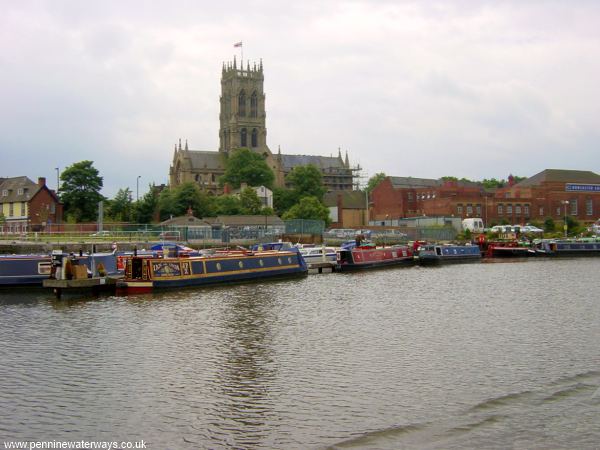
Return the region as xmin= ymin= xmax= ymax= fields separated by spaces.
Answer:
xmin=234 ymin=42 xmax=243 ymax=66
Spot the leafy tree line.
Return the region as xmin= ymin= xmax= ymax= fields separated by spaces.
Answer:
xmin=58 ymin=150 xmax=331 ymax=225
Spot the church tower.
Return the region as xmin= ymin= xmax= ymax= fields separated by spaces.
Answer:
xmin=219 ymin=57 xmax=272 ymax=160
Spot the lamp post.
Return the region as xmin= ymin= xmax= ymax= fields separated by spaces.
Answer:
xmin=55 ymin=167 xmax=59 ymax=193
xmin=136 ymin=175 xmax=141 ymax=201
xmin=562 ymin=200 xmax=569 ymax=238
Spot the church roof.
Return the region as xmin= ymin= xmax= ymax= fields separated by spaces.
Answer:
xmin=187 ymin=151 xmax=225 ymax=171
xmin=516 ymin=169 xmax=600 ymax=187
xmin=280 ymin=154 xmax=345 ymax=171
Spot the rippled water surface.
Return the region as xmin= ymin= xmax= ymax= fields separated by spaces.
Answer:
xmin=1 ymin=258 xmax=599 ymax=449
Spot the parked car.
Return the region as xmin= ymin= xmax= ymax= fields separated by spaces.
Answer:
xmin=90 ymin=230 xmax=111 ymax=237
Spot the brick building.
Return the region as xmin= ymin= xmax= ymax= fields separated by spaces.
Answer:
xmin=371 ymin=169 xmax=600 ymax=226
xmin=0 ymin=176 xmax=63 ymax=233
xmin=370 ymin=176 xmax=485 ymax=222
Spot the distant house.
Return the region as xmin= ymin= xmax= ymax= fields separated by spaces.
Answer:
xmin=324 ymin=190 xmax=368 ymax=228
xmin=226 ymin=183 xmax=273 ymax=209
xmin=0 ymin=176 xmax=62 ymax=233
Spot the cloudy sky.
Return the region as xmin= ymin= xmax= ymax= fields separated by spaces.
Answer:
xmin=2 ymin=0 xmax=599 ymax=198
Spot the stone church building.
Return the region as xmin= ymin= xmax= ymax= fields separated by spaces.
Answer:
xmin=169 ymin=57 xmax=355 ymax=194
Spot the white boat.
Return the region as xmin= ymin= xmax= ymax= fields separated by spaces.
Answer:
xmin=298 ymin=245 xmax=337 ymax=266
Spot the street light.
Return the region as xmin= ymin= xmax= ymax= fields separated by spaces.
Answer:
xmin=136 ymin=175 xmax=141 ymax=201
xmin=562 ymin=200 xmax=569 ymax=238
xmin=55 ymin=167 xmax=59 ymax=193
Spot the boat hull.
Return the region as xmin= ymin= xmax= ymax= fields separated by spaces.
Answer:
xmin=336 ymin=246 xmax=414 ymax=271
xmin=417 ymin=245 xmax=481 ymax=265
xmin=117 ymin=250 xmax=308 ymax=292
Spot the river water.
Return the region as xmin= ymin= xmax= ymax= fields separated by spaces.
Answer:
xmin=1 ymin=258 xmax=599 ymax=449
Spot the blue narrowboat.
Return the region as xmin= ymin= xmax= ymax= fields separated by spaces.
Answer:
xmin=416 ymin=244 xmax=482 ymax=265
xmin=534 ymin=238 xmax=600 ymax=256
xmin=0 ymin=252 xmax=118 ymax=286
xmin=116 ymin=248 xmax=307 ymax=292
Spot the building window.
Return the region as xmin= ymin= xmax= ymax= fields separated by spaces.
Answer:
xmin=457 ymin=204 xmax=463 ymax=215
xmin=539 ymin=206 xmax=544 ymax=216
xmin=507 ymin=204 xmax=513 ymax=215
xmin=250 ymin=91 xmax=258 ymax=118
xmin=50 ymin=203 xmax=55 ymax=214
xmin=556 ymin=207 xmax=561 ymax=216
xmin=18 ymin=188 xmax=23 ymax=195
xmin=21 ymin=202 xmax=26 ymax=216
xmin=407 ymin=192 xmax=413 ymax=201
xmin=570 ymin=200 xmax=577 ymax=216
xmin=9 ymin=203 xmax=14 ymax=217
xmin=466 ymin=205 xmax=473 ymax=215
xmin=476 ymin=205 xmax=481 ymax=216
xmin=515 ymin=205 xmax=521 ymax=215
xmin=524 ymin=205 xmax=529 ymax=216
xmin=240 ymin=128 xmax=247 ymax=147
xmin=238 ymin=90 xmax=246 ymax=116
xmin=498 ymin=204 xmax=503 ymax=215
xmin=2 ymin=190 xmax=7 ymax=197
xmin=586 ymin=199 xmax=593 ymax=216
xmin=251 ymin=128 xmax=258 ymax=147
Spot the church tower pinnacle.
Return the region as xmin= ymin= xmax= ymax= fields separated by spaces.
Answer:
xmin=218 ymin=57 xmax=271 ymax=160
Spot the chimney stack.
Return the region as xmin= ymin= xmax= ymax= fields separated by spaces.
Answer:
xmin=38 ymin=177 xmax=46 ymax=187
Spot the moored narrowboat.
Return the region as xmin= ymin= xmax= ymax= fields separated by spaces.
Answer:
xmin=484 ymin=240 xmax=536 ymax=258
xmin=116 ymin=248 xmax=307 ymax=292
xmin=336 ymin=242 xmax=414 ymax=271
xmin=534 ymin=238 xmax=600 ymax=256
xmin=416 ymin=244 xmax=481 ymax=265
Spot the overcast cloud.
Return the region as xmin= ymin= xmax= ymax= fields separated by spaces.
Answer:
xmin=1 ymin=0 xmax=599 ymax=197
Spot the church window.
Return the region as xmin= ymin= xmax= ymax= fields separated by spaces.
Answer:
xmin=251 ymin=128 xmax=258 ymax=147
xmin=238 ymin=90 xmax=246 ymax=116
xmin=241 ymin=128 xmax=247 ymax=147
xmin=250 ymin=91 xmax=258 ymax=117
xmin=195 ymin=174 xmax=199 ymax=182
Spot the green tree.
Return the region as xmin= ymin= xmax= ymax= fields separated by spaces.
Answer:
xmin=134 ymin=184 xmax=159 ymax=223
xmin=107 ymin=188 xmax=133 ymax=222
xmin=220 ymin=148 xmax=275 ymax=189
xmin=173 ymin=182 xmax=215 ymax=218
xmin=60 ymin=160 xmax=105 ymax=222
xmin=158 ymin=188 xmax=177 ymax=221
xmin=239 ymin=187 xmax=263 ymax=214
xmin=214 ymin=195 xmax=243 ymax=215
xmin=285 ymin=165 xmax=325 ymax=201
xmin=543 ymin=217 xmax=556 ymax=233
xmin=366 ymin=172 xmax=386 ymax=193
xmin=282 ymin=196 xmax=330 ymax=226
xmin=273 ymin=187 xmax=299 ymax=217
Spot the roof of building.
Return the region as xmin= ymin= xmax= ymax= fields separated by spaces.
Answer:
xmin=389 ymin=177 xmax=440 ymax=189
xmin=323 ymin=190 xmax=367 ymax=209
xmin=516 ymin=169 xmax=600 ymax=187
xmin=280 ymin=154 xmax=346 ymax=171
xmin=187 ymin=150 xmax=225 ymax=171
xmin=203 ymin=215 xmax=284 ymax=227
xmin=0 ymin=176 xmax=41 ymax=203
xmin=159 ymin=215 xmax=212 ymax=226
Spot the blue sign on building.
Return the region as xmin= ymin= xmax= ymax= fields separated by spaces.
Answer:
xmin=565 ymin=183 xmax=600 ymax=192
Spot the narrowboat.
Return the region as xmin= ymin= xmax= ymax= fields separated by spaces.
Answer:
xmin=0 ymin=254 xmax=52 ymax=286
xmin=483 ymin=240 xmax=536 ymax=258
xmin=116 ymin=248 xmax=308 ymax=292
xmin=0 ymin=252 xmax=118 ymax=287
xmin=416 ymin=244 xmax=481 ymax=265
xmin=336 ymin=242 xmax=414 ymax=271
xmin=534 ymin=238 xmax=600 ymax=256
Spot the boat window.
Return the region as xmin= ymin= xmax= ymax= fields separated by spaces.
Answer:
xmin=436 ymin=247 xmax=442 ymax=256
